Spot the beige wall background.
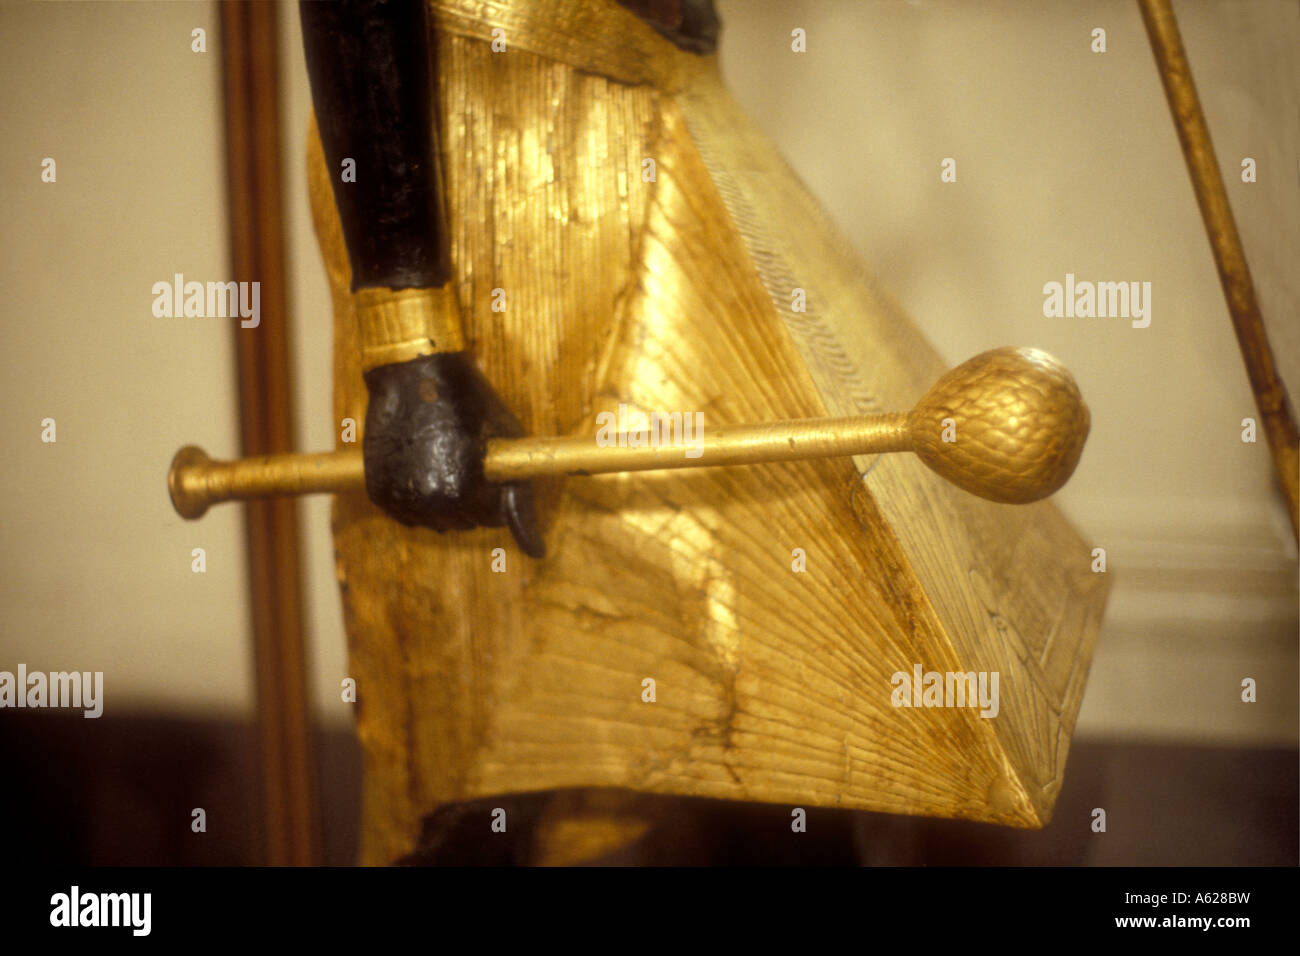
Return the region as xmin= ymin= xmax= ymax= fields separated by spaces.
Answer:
xmin=2 ymin=1 xmax=1295 ymax=745
xmin=1 ymin=1 xmax=252 ymax=718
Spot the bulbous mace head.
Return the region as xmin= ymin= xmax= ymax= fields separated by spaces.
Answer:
xmin=908 ymin=346 xmax=1090 ymax=504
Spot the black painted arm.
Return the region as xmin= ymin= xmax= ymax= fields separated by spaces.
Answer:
xmin=300 ymin=0 xmax=449 ymax=291
xmin=299 ymin=0 xmax=544 ymax=557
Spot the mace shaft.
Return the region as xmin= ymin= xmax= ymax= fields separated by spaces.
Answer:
xmin=168 ymin=413 xmax=911 ymax=519
xmin=487 ymin=413 xmax=911 ymax=480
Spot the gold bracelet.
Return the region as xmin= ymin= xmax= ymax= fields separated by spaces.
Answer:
xmin=355 ymin=286 xmax=466 ymax=372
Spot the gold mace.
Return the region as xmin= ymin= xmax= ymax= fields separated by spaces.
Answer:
xmin=169 ymin=346 xmax=1090 ymax=520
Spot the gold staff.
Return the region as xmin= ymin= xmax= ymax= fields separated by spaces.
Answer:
xmin=1138 ymin=0 xmax=1299 ymax=540
xmin=170 ymin=346 xmax=1090 ymax=520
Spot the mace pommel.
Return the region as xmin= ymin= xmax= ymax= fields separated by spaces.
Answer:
xmin=909 ymin=346 xmax=1090 ymax=504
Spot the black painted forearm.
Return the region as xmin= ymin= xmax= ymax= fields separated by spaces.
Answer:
xmin=300 ymin=0 xmax=451 ymax=291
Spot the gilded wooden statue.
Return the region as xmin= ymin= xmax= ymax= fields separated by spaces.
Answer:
xmin=171 ymin=0 xmax=1109 ymax=864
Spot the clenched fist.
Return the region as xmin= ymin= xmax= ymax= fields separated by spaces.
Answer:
xmin=362 ymin=351 xmax=545 ymax=558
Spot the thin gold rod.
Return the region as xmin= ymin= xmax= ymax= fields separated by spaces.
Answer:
xmin=169 ymin=415 xmax=908 ymax=518
xmin=170 ymin=446 xmax=362 ymax=519
xmin=1138 ymin=0 xmax=1300 ymax=541
xmin=485 ymin=413 xmax=910 ymax=480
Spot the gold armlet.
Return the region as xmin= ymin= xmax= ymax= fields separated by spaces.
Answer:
xmin=355 ymin=286 xmax=466 ymax=372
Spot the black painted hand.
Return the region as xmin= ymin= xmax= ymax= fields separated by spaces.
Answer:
xmin=362 ymin=352 xmax=545 ymax=558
